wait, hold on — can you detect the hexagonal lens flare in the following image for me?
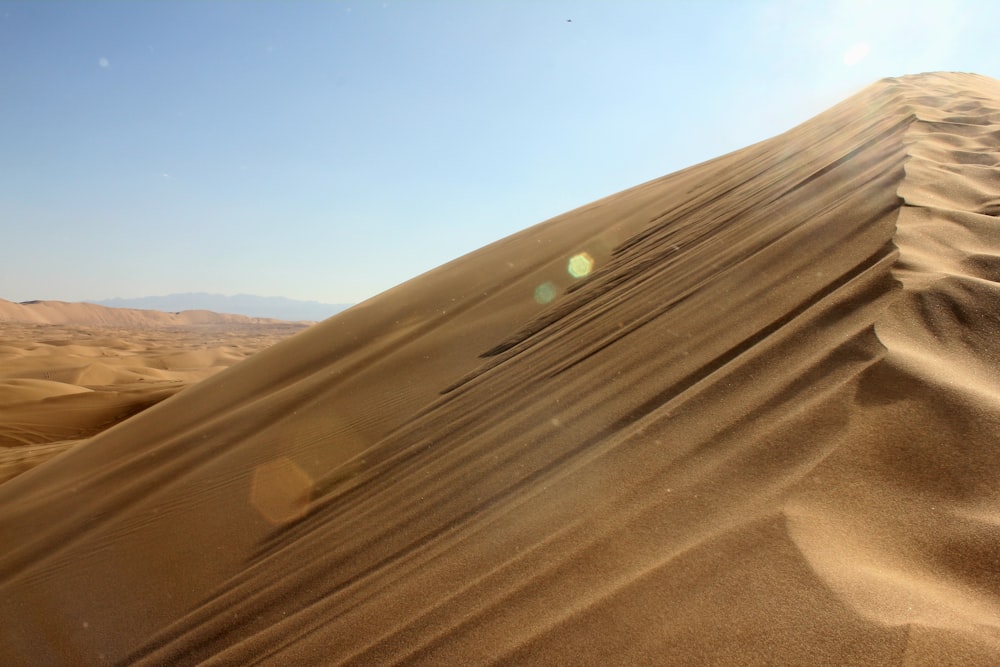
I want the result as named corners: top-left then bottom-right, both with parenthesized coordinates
top-left (567, 252), bottom-right (594, 278)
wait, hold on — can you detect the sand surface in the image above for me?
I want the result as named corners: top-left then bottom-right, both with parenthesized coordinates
top-left (2, 72), bottom-right (1000, 665)
top-left (0, 318), bottom-right (307, 485)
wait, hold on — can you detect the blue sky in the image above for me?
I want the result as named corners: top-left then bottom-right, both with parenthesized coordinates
top-left (2, 0), bottom-right (998, 305)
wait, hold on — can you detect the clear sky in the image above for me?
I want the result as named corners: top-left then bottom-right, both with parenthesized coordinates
top-left (2, 0), bottom-right (998, 305)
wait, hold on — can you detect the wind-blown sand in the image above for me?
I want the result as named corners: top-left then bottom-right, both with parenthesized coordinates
top-left (2, 72), bottom-right (1000, 665)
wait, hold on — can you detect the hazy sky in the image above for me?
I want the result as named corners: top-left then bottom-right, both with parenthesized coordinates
top-left (2, 0), bottom-right (998, 305)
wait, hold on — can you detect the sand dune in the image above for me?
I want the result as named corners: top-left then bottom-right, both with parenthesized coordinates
top-left (3, 72), bottom-right (1000, 665)
top-left (0, 321), bottom-right (307, 484)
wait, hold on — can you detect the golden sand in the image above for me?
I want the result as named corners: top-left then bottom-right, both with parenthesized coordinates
top-left (2, 72), bottom-right (1000, 665)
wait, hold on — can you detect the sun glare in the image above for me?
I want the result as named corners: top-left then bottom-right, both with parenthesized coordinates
top-left (842, 42), bottom-right (870, 66)
top-left (567, 252), bottom-right (594, 279)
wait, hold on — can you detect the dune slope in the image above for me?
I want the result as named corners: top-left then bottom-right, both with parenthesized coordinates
top-left (2, 72), bottom-right (1000, 665)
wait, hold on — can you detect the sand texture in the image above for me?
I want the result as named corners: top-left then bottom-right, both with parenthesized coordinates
top-left (2, 72), bottom-right (1000, 665)
top-left (0, 319), bottom-right (306, 485)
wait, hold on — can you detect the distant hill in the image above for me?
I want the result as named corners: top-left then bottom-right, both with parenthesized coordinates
top-left (0, 298), bottom-right (297, 328)
top-left (90, 293), bottom-right (351, 322)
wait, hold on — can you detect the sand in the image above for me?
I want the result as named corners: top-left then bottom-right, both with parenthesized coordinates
top-left (0, 317), bottom-right (307, 485)
top-left (2, 71), bottom-right (1000, 665)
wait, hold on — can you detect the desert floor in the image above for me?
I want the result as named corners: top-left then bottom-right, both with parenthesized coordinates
top-left (0, 321), bottom-right (307, 484)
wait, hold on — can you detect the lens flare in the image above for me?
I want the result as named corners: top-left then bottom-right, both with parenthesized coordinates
top-left (250, 457), bottom-right (313, 525)
top-left (534, 281), bottom-right (558, 304)
top-left (567, 252), bottom-right (594, 278)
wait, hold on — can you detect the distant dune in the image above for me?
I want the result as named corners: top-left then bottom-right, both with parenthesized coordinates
top-left (0, 297), bottom-right (299, 328)
top-left (3, 73), bottom-right (1000, 665)
top-left (0, 314), bottom-right (307, 485)
top-left (90, 293), bottom-right (351, 322)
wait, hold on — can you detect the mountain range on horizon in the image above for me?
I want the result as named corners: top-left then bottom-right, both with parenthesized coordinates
top-left (0, 296), bottom-right (308, 329)
top-left (88, 292), bottom-right (352, 322)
